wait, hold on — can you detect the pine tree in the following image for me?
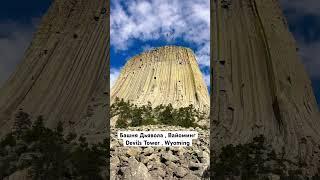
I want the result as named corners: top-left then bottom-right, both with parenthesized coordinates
top-left (13, 110), bottom-right (32, 138)
top-left (158, 104), bottom-right (174, 125)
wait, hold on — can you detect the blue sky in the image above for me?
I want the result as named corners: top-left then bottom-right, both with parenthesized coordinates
top-left (0, 1), bottom-right (51, 22)
top-left (279, 0), bottom-right (320, 108)
top-left (110, 0), bottom-right (210, 88)
top-left (0, 0), bottom-right (319, 108)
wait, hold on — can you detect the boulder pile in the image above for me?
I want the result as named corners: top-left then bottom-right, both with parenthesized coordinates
top-left (110, 125), bottom-right (210, 180)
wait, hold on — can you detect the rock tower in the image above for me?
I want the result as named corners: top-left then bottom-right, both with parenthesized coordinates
top-left (111, 46), bottom-right (210, 113)
top-left (0, 0), bottom-right (320, 176)
top-left (0, 0), bottom-right (109, 137)
top-left (211, 0), bottom-right (320, 174)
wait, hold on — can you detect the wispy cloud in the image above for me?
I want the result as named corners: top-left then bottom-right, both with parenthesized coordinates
top-left (110, 67), bottom-right (121, 88)
top-left (111, 0), bottom-right (210, 79)
top-left (203, 73), bottom-right (210, 87)
top-left (142, 44), bottom-right (156, 52)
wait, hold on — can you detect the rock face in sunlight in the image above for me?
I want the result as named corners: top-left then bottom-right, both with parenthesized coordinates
top-left (111, 46), bottom-right (210, 113)
top-left (211, 0), bottom-right (320, 176)
top-left (0, 0), bottom-right (109, 137)
top-left (110, 46), bottom-right (210, 180)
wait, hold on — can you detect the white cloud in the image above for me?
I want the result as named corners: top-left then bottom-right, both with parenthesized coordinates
top-left (111, 0), bottom-right (210, 85)
top-left (142, 44), bottom-right (155, 52)
top-left (203, 73), bottom-right (210, 87)
top-left (111, 0), bottom-right (210, 61)
top-left (195, 42), bottom-right (210, 68)
top-left (110, 67), bottom-right (121, 88)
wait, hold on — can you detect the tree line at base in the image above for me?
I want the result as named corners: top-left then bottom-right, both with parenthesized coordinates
top-left (111, 97), bottom-right (208, 129)
top-left (1, 109), bottom-right (320, 179)
top-left (0, 111), bottom-right (108, 180)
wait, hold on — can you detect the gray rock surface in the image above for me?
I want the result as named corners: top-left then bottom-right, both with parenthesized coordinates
top-left (123, 157), bottom-right (153, 180)
top-left (0, 0), bottom-right (109, 138)
top-left (211, 0), bottom-right (320, 175)
top-left (111, 46), bottom-right (210, 114)
top-left (0, 0), bottom-right (319, 178)
top-left (181, 173), bottom-right (201, 180)
top-left (110, 125), bottom-right (210, 180)
top-left (3, 169), bottom-right (30, 180)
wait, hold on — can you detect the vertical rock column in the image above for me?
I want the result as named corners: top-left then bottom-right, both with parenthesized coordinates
top-left (0, 0), bottom-right (110, 137)
top-left (211, 0), bottom-right (320, 173)
top-left (111, 46), bottom-right (210, 113)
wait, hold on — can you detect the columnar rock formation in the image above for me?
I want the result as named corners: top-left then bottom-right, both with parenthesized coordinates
top-left (211, 0), bottom-right (320, 174)
top-left (1, 0), bottom-right (320, 177)
top-left (0, 0), bottom-right (109, 137)
top-left (110, 47), bottom-right (210, 179)
top-left (111, 46), bottom-right (210, 113)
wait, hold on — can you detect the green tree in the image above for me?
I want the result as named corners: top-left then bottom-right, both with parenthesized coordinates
top-left (28, 122), bottom-right (69, 180)
top-left (0, 112), bottom-right (108, 180)
top-left (13, 110), bottom-right (32, 138)
top-left (116, 114), bottom-right (129, 128)
top-left (111, 98), bottom-right (206, 128)
top-left (212, 135), bottom-right (290, 179)
top-left (130, 105), bottom-right (143, 126)
top-left (24, 116), bottom-right (45, 143)
top-left (70, 136), bottom-right (105, 180)
top-left (141, 102), bottom-right (156, 125)
top-left (0, 133), bottom-right (16, 148)
top-left (174, 105), bottom-right (197, 128)
top-left (158, 104), bottom-right (174, 125)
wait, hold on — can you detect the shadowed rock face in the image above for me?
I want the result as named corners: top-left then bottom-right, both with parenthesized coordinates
top-left (111, 46), bottom-right (210, 113)
top-left (0, 0), bottom-right (109, 137)
top-left (211, 0), bottom-right (320, 174)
